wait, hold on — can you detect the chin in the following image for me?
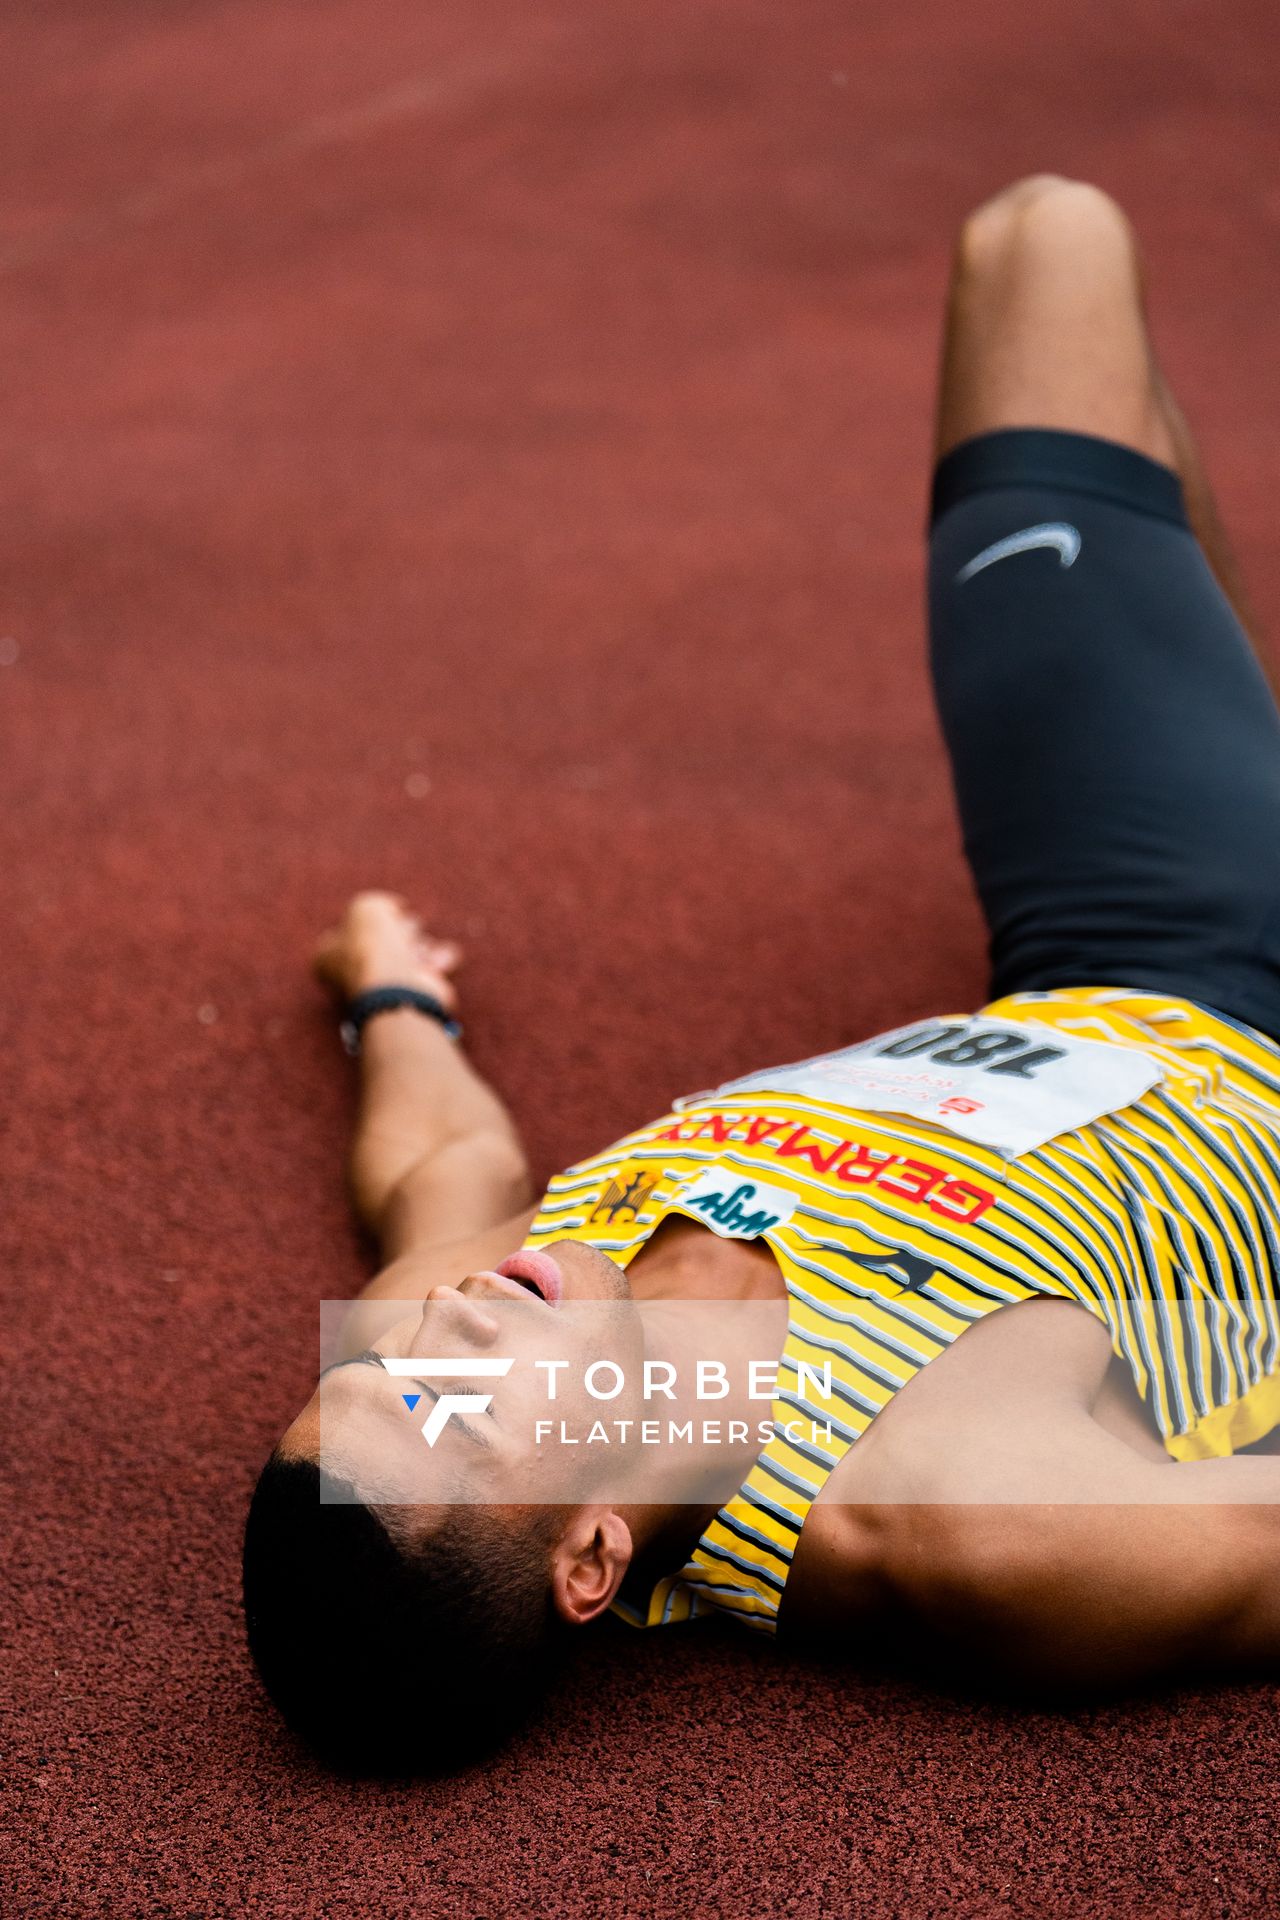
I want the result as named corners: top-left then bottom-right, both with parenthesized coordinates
top-left (551, 1240), bottom-right (635, 1303)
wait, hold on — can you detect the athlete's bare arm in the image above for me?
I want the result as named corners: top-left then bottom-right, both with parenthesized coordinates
top-left (783, 1301), bottom-right (1280, 1691)
top-left (313, 893), bottom-right (537, 1344)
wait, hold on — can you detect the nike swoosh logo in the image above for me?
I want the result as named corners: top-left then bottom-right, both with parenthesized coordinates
top-left (956, 521), bottom-right (1081, 583)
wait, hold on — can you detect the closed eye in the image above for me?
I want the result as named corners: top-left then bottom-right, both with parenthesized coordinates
top-left (319, 1347), bottom-right (385, 1380)
top-left (318, 1353), bottom-right (495, 1449)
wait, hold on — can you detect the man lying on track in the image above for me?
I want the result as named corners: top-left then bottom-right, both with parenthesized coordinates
top-left (243, 176), bottom-right (1280, 1771)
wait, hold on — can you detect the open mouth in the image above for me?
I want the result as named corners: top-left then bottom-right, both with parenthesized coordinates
top-left (495, 1250), bottom-right (563, 1306)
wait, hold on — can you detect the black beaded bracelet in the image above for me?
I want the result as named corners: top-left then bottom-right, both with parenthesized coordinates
top-left (340, 986), bottom-right (463, 1055)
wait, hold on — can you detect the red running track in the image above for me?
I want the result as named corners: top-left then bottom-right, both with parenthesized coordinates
top-left (5, 3), bottom-right (1280, 1914)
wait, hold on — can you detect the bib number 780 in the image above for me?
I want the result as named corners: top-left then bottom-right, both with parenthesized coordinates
top-left (875, 1023), bottom-right (1067, 1080)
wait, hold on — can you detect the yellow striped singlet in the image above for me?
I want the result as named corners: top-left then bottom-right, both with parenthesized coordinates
top-left (520, 987), bottom-right (1280, 1633)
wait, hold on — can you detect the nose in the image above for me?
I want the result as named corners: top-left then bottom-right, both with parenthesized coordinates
top-left (409, 1285), bottom-right (502, 1353)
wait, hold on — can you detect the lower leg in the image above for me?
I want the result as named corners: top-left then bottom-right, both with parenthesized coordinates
top-left (936, 174), bottom-right (1257, 638)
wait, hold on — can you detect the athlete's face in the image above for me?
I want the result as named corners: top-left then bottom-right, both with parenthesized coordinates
top-left (282, 1241), bottom-right (646, 1513)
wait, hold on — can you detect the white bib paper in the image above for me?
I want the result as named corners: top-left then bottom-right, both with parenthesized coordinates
top-left (686, 1016), bottom-right (1163, 1158)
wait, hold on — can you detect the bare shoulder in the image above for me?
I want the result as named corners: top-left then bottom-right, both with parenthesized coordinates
top-left (779, 1300), bottom-right (1119, 1639)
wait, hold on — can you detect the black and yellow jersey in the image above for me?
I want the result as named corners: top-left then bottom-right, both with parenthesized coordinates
top-left (520, 987), bottom-right (1280, 1633)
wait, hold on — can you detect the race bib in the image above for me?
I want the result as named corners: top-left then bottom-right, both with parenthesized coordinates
top-left (684, 1016), bottom-right (1163, 1158)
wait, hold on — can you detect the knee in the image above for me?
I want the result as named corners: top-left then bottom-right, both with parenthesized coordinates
top-left (955, 174), bottom-right (1138, 289)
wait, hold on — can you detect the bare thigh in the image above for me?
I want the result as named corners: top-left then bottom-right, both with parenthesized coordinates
top-left (935, 174), bottom-right (1177, 465)
top-left (933, 172), bottom-right (1256, 629)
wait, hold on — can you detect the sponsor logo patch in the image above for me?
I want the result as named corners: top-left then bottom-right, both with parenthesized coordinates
top-left (669, 1169), bottom-right (798, 1239)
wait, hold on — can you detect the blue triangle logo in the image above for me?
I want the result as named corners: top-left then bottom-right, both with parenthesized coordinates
top-left (402, 1392), bottom-right (421, 1411)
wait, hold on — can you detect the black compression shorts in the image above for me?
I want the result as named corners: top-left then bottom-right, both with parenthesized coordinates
top-left (928, 426), bottom-right (1280, 1045)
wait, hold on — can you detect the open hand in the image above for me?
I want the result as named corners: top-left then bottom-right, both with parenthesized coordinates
top-left (313, 892), bottom-right (462, 1010)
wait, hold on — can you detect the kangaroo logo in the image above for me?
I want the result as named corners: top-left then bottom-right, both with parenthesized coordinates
top-left (380, 1356), bottom-right (515, 1444)
top-left (821, 1244), bottom-right (941, 1297)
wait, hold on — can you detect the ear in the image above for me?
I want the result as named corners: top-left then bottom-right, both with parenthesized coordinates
top-left (549, 1507), bottom-right (633, 1626)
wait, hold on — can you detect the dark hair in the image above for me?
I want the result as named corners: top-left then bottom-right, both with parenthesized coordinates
top-left (242, 1453), bottom-right (562, 1772)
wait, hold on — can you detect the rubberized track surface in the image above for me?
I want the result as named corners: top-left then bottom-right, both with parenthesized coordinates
top-left (5, 3), bottom-right (1280, 1914)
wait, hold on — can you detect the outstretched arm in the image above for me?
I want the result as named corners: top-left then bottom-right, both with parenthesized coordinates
top-left (314, 893), bottom-right (537, 1279)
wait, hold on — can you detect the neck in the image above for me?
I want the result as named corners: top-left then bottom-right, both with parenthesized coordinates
top-left (579, 1217), bottom-right (790, 1587)
top-left (615, 1497), bottom-right (722, 1585)
top-left (598, 1278), bottom-right (789, 1563)
top-left (625, 1213), bottom-right (786, 1303)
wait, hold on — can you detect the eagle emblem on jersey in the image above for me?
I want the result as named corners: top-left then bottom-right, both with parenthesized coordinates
top-left (590, 1170), bottom-right (661, 1225)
